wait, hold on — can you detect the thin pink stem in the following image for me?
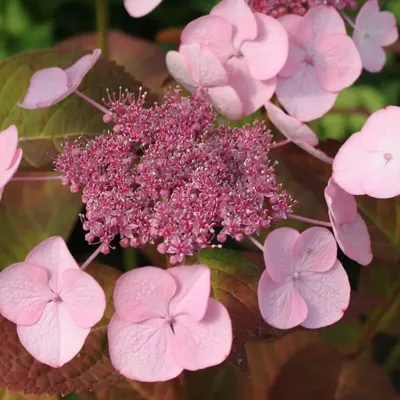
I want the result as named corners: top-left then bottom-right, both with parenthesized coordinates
top-left (271, 139), bottom-right (291, 149)
top-left (11, 175), bottom-right (63, 182)
top-left (249, 236), bottom-right (264, 252)
top-left (289, 214), bottom-right (332, 228)
top-left (341, 11), bottom-right (356, 29)
top-left (74, 90), bottom-right (111, 115)
top-left (81, 246), bottom-right (103, 270)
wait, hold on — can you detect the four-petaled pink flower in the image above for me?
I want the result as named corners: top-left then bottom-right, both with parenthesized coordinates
top-left (333, 106), bottom-right (400, 199)
top-left (167, 0), bottom-right (288, 119)
top-left (276, 6), bottom-right (362, 121)
top-left (0, 125), bottom-right (23, 201)
top-left (325, 178), bottom-right (373, 266)
top-left (108, 265), bottom-right (232, 382)
top-left (124, 0), bottom-right (162, 17)
top-left (0, 237), bottom-right (106, 367)
top-left (18, 49), bottom-right (101, 109)
top-left (258, 227), bottom-right (350, 329)
top-left (353, 0), bottom-right (398, 73)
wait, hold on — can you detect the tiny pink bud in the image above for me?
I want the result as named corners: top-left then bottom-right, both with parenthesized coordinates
top-left (157, 243), bottom-right (168, 254)
top-left (85, 233), bottom-right (95, 243)
top-left (120, 238), bottom-right (130, 248)
top-left (217, 233), bottom-right (227, 243)
top-left (103, 114), bottom-right (112, 123)
top-left (70, 183), bottom-right (80, 193)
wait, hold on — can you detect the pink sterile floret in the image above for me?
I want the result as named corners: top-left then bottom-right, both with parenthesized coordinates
top-left (276, 6), bottom-right (362, 122)
top-left (0, 237), bottom-right (106, 368)
top-left (324, 178), bottom-right (372, 266)
top-left (108, 265), bottom-right (232, 382)
top-left (0, 125), bottom-right (23, 201)
top-left (124, 0), bottom-right (162, 17)
top-left (333, 106), bottom-right (400, 199)
top-left (18, 49), bottom-right (101, 109)
top-left (166, 0), bottom-right (288, 119)
top-left (353, 0), bottom-right (398, 73)
top-left (258, 226), bottom-right (350, 329)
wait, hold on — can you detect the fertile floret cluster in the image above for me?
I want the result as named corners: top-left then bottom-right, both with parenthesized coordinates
top-left (248, 0), bottom-right (357, 16)
top-left (55, 89), bottom-right (294, 263)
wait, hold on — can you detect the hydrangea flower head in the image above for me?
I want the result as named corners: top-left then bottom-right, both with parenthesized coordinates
top-left (55, 89), bottom-right (294, 263)
top-left (108, 265), bottom-right (232, 382)
top-left (0, 125), bottom-right (23, 200)
top-left (353, 0), bottom-right (398, 73)
top-left (258, 227), bottom-right (350, 329)
top-left (124, 0), bottom-right (162, 17)
top-left (18, 49), bottom-right (101, 109)
top-left (0, 237), bottom-right (106, 367)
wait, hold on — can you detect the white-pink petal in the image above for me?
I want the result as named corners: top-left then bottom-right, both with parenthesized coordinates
top-left (207, 85), bottom-right (244, 120)
top-left (165, 51), bottom-right (197, 93)
top-left (124, 0), bottom-right (162, 18)
top-left (0, 148), bottom-right (23, 191)
top-left (0, 125), bottom-right (19, 174)
top-left (64, 49), bottom-right (101, 87)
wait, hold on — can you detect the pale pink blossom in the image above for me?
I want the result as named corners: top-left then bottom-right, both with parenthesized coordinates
top-left (353, 0), bottom-right (398, 73)
top-left (258, 227), bottom-right (350, 329)
top-left (276, 6), bottom-right (362, 121)
top-left (0, 125), bottom-right (23, 200)
top-left (324, 178), bottom-right (373, 266)
top-left (0, 237), bottom-right (106, 367)
top-left (124, 0), bottom-right (162, 17)
top-left (18, 49), bottom-right (101, 109)
top-left (333, 106), bottom-right (400, 199)
top-left (108, 265), bottom-right (232, 382)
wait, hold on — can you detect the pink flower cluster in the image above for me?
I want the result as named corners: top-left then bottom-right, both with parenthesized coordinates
top-left (55, 89), bottom-right (294, 263)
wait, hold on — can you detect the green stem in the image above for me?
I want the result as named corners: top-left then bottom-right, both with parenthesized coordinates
top-left (123, 247), bottom-right (139, 271)
top-left (95, 0), bottom-right (109, 58)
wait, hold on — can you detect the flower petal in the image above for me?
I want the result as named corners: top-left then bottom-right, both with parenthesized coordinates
top-left (168, 265), bottom-right (210, 321)
top-left (165, 50), bottom-right (197, 92)
top-left (18, 67), bottom-right (70, 109)
top-left (17, 302), bottom-right (90, 367)
top-left (207, 85), bottom-right (244, 120)
top-left (210, 0), bottom-right (257, 49)
top-left (279, 14), bottom-right (303, 37)
top-left (0, 125), bottom-right (18, 175)
top-left (171, 298), bottom-right (232, 371)
top-left (25, 236), bottom-right (79, 293)
top-left (293, 227), bottom-right (337, 273)
top-left (124, 0), bottom-right (162, 17)
top-left (181, 15), bottom-right (235, 62)
top-left (354, 38), bottom-right (386, 73)
top-left (241, 13), bottom-right (289, 81)
top-left (64, 49), bottom-right (101, 87)
top-left (330, 212), bottom-right (373, 266)
top-left (60, 269), bottom-right (106, 328)
top-left (276, 64), bottom-right (338, 122)
top-left (296, 260), bottom-right (350, 329)
top-left (258, 270), bottom-right (308, 329)
top-left (108, 315), bottom-right (182, 382)
top-left (0, 148), bottom-right (23, 190)
top-left (113, 267), bottom-right (176, 323)
top-left (0, 262), bottom-right (53, 326)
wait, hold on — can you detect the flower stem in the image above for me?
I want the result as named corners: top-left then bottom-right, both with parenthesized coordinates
top-left (271, 139), bottom-right (291, 149)
top-left (340, 11), bottom-right (356, 29)
top-left (249, 236), bottom-right (264, 252)
top-left (11, 175), bottom-right (63, 182)
top-left (289, 214), bottom-right (332, 228)
top-left (95, 0), bottom-right (109, 58)
top-left (74, 90), bottom-right (111, 115)
top-left (81, 246), bottom-right (103, 270)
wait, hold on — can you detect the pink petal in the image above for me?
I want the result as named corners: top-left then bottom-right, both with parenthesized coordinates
top-left (171, 299), bottom-right (232, 370)
top-left (293, 227), bottom-right (337, 273)
top-left (263, 227), bottom-right (299, 281)
top-left (0, 187), bottom-right (4, 201)
top-left (296, 260), bottom-right (351, 329)
top-left (168, 265), bottom-right (211, 321)
top-left (265, 102), bottom-right (318, 146)
top-left (210, 0), bottom-right (257, 49)
top-left (60, 269), bottom-right (106, 329)
top-left (18, 67), bottom-right (70, 109)
top-left (113, 267), bottom-right (176, 323)
top-left (353, 38), bottom-right (387, 73)
top-left (315, 34), bottom-right (362, 92)
top-left (0, 125), bottom-right (18, 175)
top-left (296, 6), bottom-right (346, 49)
top-left (17, 302), bottom-right (90, 367)
top-left (330, 212), bottom-right (373, 266)
top-left (279, 14), bottom-right (303, 37)
top-left (181, 15), bottom-right (235, 62)
top-left (0, 262), bottom-right (53, 326)
top-left (225, 56), bottom-right (276, 116)
top-left (165, 51), bottom-right (197, 93)
top-left (25, 237), bottom-right (79, 293)
top-left (64, 49), bottom-right (101, 87)
top-left (207, 85), bottom-right (244, 120)
top-left (258, 270), bottom-right (308, 329)
top-left (240, 13), bottom-right (289, 81)
top-left (278, 40), bottom-right (307, 78)
top-left (324, 177), bottom-right (357, 224)
top-left (124, 0), bottom-right (162, 17)
top-left (0, 148), bottom-right (23, 190)
top-left (108, 315), bottom-right (183, 382)
top-left (180, 44), bottom-right (228, 87)
top-left (380, 23), bottom-right (398, 47)
top-left (276, 64), bottom-right (338, 122)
